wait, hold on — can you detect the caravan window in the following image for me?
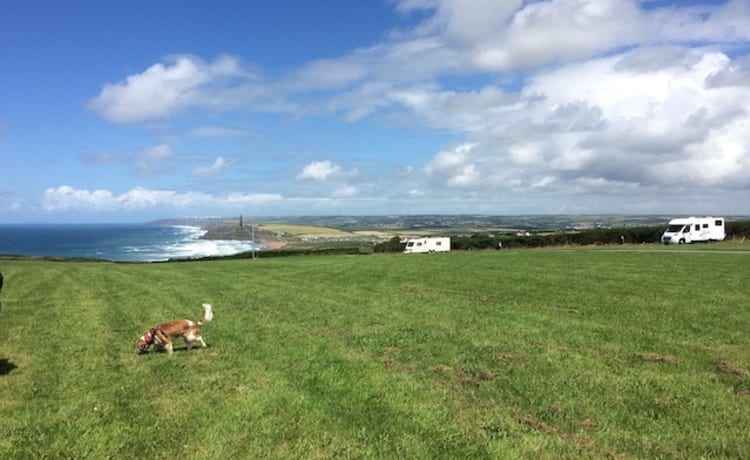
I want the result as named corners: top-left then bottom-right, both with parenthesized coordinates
top-left (694, 224), bottom-right (700, 231)
top-left (702, 223), bottom-right (709, 229)
top-left (436, 241), bottom-right (442, 246)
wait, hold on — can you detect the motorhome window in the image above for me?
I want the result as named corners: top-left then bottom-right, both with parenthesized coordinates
top-left (694, 225), bottom-right (700, 231)
top-left (702, 224), bottom-right (708, 229)
top-left (715, 220), bottom-right (723, 226)
top-left (436, 241), bottom-right (442, 246)
top-left (667, 225), bottom-right (682, 232)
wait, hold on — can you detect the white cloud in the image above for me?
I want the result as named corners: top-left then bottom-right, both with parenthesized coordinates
top-left (187, 125), bottom-right (249, 138)
top-left (413, 45), bottom-right (750, 195)
top-left (648, 0), bottom-right (750, 44)
top-left (79, 0), bottom-right (750, 216)
top-left (422, 143), bottom-right (487, 189)
top-left (392, 0), bottom-right (750, 73)
top-left (83, 144), bottom-right (177, 177)
top-left (525, 48), bottom-right (750, 188)
top-left (332, 185), bottom-right (359, 198)
top-left (425, 143), bottom-right (474, 173)
top-left (446, 163), bottom-right (481, 188)
top-left (42, 185), bottom-right (282, 212)
top-left (138, 144), bottom-right (171, 160)
top-left (296, 160), bottom-right (342, 181)
top-left (134, 144), bottom-right (173, 177)
top-left (42, 185), bottom-right (116, 211)
top-left (88, 55), bottom-right (256, 123)
top-left (509, 143), bottom-right (542, 166)
top-left (192, 156), bottom-right (229, 177)
top-left (288, 57), bottom-right (369, 91)
top-left (532, 176), bottom-right (556, 189)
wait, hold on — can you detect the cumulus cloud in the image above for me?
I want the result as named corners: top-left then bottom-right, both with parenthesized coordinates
top-left (87, 55), bottom-right (260, 123)
top-left (392, 0), bottom-right (750, 72)
top-left (425, 143), bottom-right (476, 176)
top-left (192, 156), bottom-right (229, 177)
top-left (518, 48), bottom-right (750, 188)
top-left (401, 0), bottom-right (642, 72)
top-left (296, 160), bottom-right (342, 181)
top-left (42, 186), bottom-right (116, 211)
top-left (411, 45), bottom-right (750, 195)
top-left (81, 0), bottom-right (750, 215)
top-left (42, 185), bottom-right (282, 212)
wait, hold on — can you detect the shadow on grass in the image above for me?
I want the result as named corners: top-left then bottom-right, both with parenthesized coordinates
top-left (140, 344), bottom-right (211, 355)
top-left (0, 359), bottom-right (17, 375)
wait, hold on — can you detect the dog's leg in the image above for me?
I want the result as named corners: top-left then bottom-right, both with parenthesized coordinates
top-left (185, 327), bottom-right (208, 350)
top-left (165, 341), bottom-right (174, 355)
top-left (185, 336), bottom-right (206, 351)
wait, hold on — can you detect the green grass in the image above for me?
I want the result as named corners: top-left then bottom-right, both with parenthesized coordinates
top-left (1, 248), bottom-right (750, 458)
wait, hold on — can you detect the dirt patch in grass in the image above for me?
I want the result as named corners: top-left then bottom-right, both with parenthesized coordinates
top-left (494, 352), bottom-right (523, 365)
top-left (715, 361), bottom-right (749, 377)
top-left (516, 413), bottom-right (594, 450)
top-left (634, 352), bottom-right (679, 364)
top-left (374, 347), bottom-right (416, 372)
top-left (433, 364), bottom-right (454, 374)
top-left (432, 365), bottom-right (496, 386)
top-left (460, 369), bottom-right (495, 385)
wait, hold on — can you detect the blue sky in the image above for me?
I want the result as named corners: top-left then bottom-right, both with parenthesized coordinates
top-left (1, 0), bottom-right (749, 222)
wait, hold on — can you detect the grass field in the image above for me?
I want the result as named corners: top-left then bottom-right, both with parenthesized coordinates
top-left (1, 247), bottom-right (749, 458)
top-left (260, 224), bottom-right (360, 239)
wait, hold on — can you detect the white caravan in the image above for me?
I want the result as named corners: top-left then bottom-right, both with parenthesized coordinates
top-left (661, 217), bottom-right (725, 244)
top-left (403, 237), bottom-right (451, 254)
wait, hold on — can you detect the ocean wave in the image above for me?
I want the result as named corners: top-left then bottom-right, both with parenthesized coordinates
top-left (172, 225), bottom-right (208, 239)
top-left (159, 237), bottom-right (258, 261)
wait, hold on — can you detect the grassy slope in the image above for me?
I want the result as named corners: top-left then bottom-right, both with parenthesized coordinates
top-left (1, 248), bottom-right (749, 458)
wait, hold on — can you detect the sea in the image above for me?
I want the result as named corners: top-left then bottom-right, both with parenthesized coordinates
top-left (0, 223), bottom-right (260, 262)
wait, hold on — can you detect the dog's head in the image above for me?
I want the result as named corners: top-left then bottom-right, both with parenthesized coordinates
top-left (135, 330), bottom-right (154, 354)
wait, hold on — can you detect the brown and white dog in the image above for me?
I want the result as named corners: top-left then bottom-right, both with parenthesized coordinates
top-left (136, 303), bottom-right (214, 355)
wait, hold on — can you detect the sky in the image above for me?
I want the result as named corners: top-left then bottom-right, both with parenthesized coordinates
top-left (1, 0), bottom-right (750, 223)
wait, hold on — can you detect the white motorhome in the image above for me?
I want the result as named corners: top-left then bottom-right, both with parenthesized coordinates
top-left (661, 217), bottom-right (725, 244)
top-left (403, 237), bottom-right (451, 254)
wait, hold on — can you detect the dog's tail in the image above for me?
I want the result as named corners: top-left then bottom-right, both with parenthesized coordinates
top-left (197, 303), bottom-right (214, 325)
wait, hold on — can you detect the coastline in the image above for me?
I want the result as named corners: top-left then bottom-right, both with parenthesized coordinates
top-left (0, 223), bottom-right (265, 262)
top-left (190, 220), bottom-right (288, 250)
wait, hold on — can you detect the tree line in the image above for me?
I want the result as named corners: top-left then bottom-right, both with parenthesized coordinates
top-left (374, 219), bottom-right (750, 252)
